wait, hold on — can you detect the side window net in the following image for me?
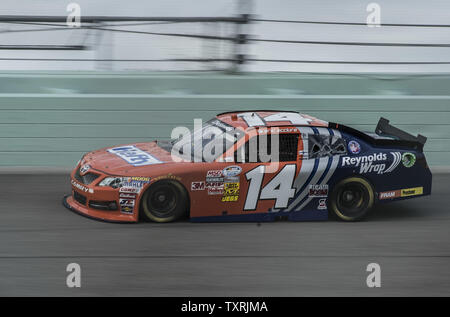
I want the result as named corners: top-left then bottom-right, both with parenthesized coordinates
top-left (308, 134), bottom-right (347, 159)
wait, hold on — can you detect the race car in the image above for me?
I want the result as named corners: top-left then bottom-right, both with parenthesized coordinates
top-left (63, 111), bottom-right (432, 223)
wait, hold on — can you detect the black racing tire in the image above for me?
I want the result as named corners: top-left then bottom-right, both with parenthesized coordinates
top-left (329, 177), bottom-right (375, 222)
top-left (140, 179), bottom-right (189, 223)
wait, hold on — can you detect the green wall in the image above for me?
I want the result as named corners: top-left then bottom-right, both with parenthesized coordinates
top-left (0, 71), bottom-right (449, 166)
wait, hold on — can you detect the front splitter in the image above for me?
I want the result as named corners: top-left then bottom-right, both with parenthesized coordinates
top-left (62, 195), bottom-right (137, 224)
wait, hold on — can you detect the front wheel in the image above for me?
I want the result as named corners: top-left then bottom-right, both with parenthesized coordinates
top-left (140, 180), bottom-right (188, 223)
top-left (329, 177), bottom-right (375, 221)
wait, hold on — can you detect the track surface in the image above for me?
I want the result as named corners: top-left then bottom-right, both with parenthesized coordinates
top-left (0, 173), bottom-right (449, 296)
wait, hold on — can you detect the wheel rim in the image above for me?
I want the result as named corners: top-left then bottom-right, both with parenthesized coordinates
top-left (335, 182), bottom-right (369, 218)
top-left (147, 184), bottom-right (177, 218)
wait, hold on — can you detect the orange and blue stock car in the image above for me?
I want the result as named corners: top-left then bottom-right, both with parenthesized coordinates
top-left (63, 111), bottom-right (431, 222)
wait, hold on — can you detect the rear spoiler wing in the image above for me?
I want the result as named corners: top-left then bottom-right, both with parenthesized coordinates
top-left (375, 117), bottom-right (427, 146)
top-left (329, 117), bottom-right (427, 152)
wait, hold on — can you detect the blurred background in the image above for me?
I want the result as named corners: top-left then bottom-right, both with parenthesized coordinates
top-left (1, 0), bottom-right (449, 167)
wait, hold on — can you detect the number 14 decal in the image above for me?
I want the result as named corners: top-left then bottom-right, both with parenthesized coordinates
top-left (244, 164), bottom-right (297, 210)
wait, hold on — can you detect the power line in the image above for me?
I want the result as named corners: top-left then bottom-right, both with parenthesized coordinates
top-left (250, 18), bottom-right (450, 28)
top-left (251, 38), bottom-right (450, 47)
top-left (93, 26), bottom-right (234, 41)
top-left (0, 15), bottom-right (246, 23)
top-left (0, 57), bottom-right (233, 62)
top-left (0, 45), bottom-right (85, 50)
top-left (247, 59), bottom-right (450, 65)
top-left (0, 57), bottom-right (449, 65)
top-left (0, 21), bottom-right (182, 34)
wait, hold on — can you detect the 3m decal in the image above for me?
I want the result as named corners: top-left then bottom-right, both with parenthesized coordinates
top-left (107, 145), bottom-right (163, 167)
top-left (191, 181), bottom-right (205, 191)
top-left (244, 164), bottom-right (296, 210)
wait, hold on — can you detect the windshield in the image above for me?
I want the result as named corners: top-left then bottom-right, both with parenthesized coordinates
top-left (171, 118), bottom-right (244, 162)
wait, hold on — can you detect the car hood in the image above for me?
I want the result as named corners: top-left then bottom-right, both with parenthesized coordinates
top-left (80, 141), bottom-right (179, 175)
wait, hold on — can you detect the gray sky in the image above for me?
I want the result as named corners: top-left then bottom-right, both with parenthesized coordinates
top-left (1, 0), bottom-right (450, 72)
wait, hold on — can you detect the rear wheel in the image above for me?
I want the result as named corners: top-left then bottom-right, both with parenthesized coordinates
top-left (140, 180), bottom-right (188, 223)
top-left (329, 177), bottom-right (374, 221)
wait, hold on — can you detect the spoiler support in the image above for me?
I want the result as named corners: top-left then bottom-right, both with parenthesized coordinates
top-left (375, 117), bottom-right (427, 145)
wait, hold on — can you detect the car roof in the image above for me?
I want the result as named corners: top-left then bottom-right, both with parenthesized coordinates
top-left (216, 110), bottom-right (329, 129)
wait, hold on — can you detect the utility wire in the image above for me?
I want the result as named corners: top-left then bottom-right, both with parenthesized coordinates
top-left (251, 38), bottom-right (450, 47)
top-left (0, 57), bottom-right (233, 62)
top-left (0, 57), bottom-right (449, 65)
top-left (250, 18), bottom-right (450, 28)
top-left (248, 59), bottom-right (450, 64)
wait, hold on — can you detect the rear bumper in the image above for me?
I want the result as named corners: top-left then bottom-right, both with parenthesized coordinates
top-left (63, 194), bottom-right (138, 223)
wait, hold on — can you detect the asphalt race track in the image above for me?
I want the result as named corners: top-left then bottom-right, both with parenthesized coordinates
top-left (0, 173), bottom-right (449, 296)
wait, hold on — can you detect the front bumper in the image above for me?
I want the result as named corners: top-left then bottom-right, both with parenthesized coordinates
top-left (64, 164), bottom-right (141, 223)
top-left (63, 195), bottom-right (136, 223)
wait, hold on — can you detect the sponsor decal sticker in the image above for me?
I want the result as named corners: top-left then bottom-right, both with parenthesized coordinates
top-left (206, 181), bottom-right (224, 189)
top-left (191, 181), bottom-right (205, 191)
top-left (401, 187), bottom-right (423, 197)
top-left (79, 164), bottom-right (90, 175)
top-left (379, 186), bottom-right (423, 199)
top-left (221, 182), bottom-right (240, 202)
top-left (308, 184), bottom-right (328, 198)
top-left (348, 140), bottom-right (361, 154)
top-left (107, 145), bottom-right (163, 167)
top-left (119, 186), bottom-right (140, 194)
top-left (379, 190), bottom-right (400, 200)
top-left (342, 152), bottom-right (401, 175)
top-left (119, 193), bottom-right (137, 199)
top-left (206, 170), bottom-right (223, 177)
top-left (402, 152), bottom-right (416, 168)
top-left (128, 176), bottom-right (151, 182)
top-left (222, 165), bottom-right (242, 177)
top-left (318, 198), bottom-right (327, 210)
top-left (152, 174), bottom-right (181, 182)
top-left (71, 179), bottom-right (93, 194)
top-left (119, 198), bottom-right (135, 214)
top-left (120, 206), bottom-right (134, 214)
top-left (208, 187), bottom-right (224, 195)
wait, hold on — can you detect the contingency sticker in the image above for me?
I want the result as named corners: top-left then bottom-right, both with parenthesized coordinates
top-left (107, 146), bottom-right (163, 167)
top-left (379, 186), bottom-right (423, 200)
top-left (222, 182), bottom-right (240, 202)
